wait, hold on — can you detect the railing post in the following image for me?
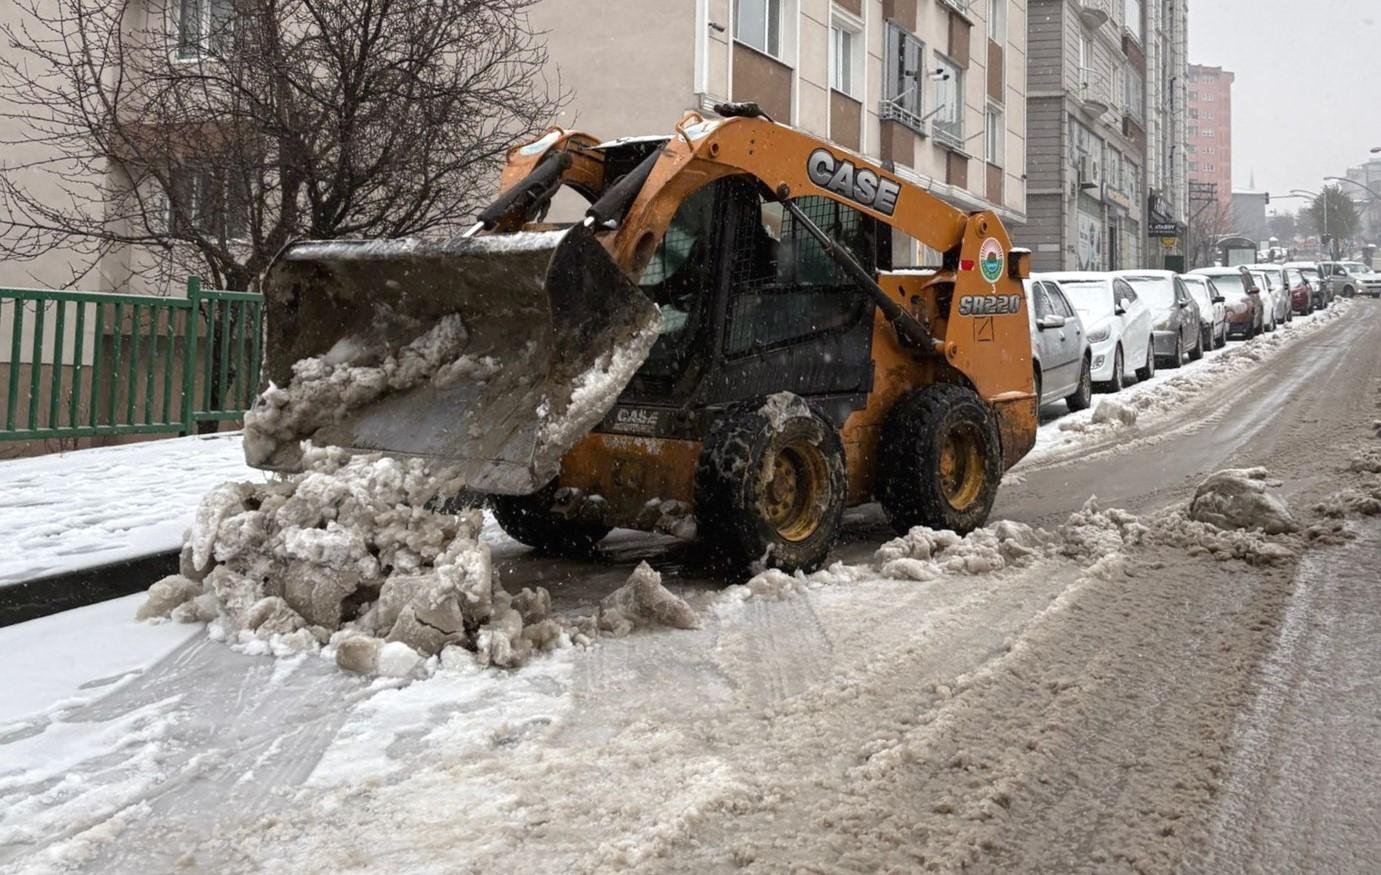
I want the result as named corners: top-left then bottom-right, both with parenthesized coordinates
top-left (180, 276), bottom-right (201, 436)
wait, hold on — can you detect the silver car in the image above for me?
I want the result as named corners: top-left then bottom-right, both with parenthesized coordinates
top-left (1320, 261), bottom-right (1381, 298)
top-left (1026, 277), bottom-right (1092, 411)
top-left (1248, 267), bottom-right (1291, 331)
top-left (1115, 270), bottom-right (1202, 368)
top-left (1180, 274), bottom-right (1227, 351)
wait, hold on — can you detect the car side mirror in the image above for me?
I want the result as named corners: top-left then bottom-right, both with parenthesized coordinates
top-left (1114, 304), bottom-right (1126, 316)
top-left (1248, 288), bottom-right (1260, 295)
top-left (1212, 295), bottom-right (1225, 304)
top-left (1178, 300), bottom-right (1190, 309)
top-left (1036, 314), bottom-right (1065, 330)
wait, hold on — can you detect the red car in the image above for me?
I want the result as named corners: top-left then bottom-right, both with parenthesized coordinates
top-left (1284, 267), bottom-right (1315, 315)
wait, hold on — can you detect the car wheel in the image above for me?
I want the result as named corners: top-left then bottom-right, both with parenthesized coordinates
top-left (695, 395), bottom-right (846, 573)
top-left (1033, 367), bottom-right (1043, 410)
top-left (1164, 334), bottom-right (1183, 369)
top-left (877, 384), bottom-right (1004, 537)
top-left (1345, 285), bottom-right (1356, 298)
top-left (1066, 356), bottom-right (1093, 412)
top-left (491, 483), bottom-right (612, 557)
top-left (1097, 345), bottom-right (1125, 393)
top-left (1188, 332), bottom-right (1203, 361)
top-left (1135, 339), bottom-right (1156, 381)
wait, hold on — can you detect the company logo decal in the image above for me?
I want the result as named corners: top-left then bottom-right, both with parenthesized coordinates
top-left (806, 148), bottom-right (901, 216)
top-left (978, 237), bottom-right (1005, 283)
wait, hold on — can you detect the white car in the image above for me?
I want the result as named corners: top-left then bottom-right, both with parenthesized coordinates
top-left (1179, 274), bottom-right (1228, 350)
top-left (1025, 277), bottom-right (1092, 411)
top-left (1038, 272), bottom-right (1155, 392)
top-left (1247, 266), bottom-right (1291, 330)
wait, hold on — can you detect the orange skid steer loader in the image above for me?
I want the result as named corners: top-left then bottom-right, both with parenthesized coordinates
top-left (257, 104), bottom-right (1037, 572)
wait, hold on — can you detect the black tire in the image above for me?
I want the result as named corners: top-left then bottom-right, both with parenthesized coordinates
top-left (1033, 367), bottom-right (1044, 410)
top-left (1066, 355), bottom-right (1093, 411)
top-left (1097, 345), bottom-right (1125, 393)
top-left (1188, 331), bottom-right (1203, 361)
top-left (1345, 285), bottom-right (1356, 298)
top-left (876, 383), bottom-right (1003, 536)
top-left (1135, 339), bottom-right (1156, 381)
top-left (1164, 334), bottom-right (1183, 369)
top-left (695, 395), bottom-right (846, 573)
top-left (491, 484), bottom-right (611, 556)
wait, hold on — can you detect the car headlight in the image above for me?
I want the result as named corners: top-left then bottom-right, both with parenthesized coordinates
top-left (1086, 326), bottom-right (1110, 343)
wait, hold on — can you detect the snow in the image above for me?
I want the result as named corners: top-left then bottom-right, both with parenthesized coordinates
top-left (1026, 300), bottom-right (1350, 461)
top-left (1190, 468), bottom-right (1299, 534)
top-left (0, 593), bottom-right (198, 725)
top-left (0, 433), bottom-right (262, 587)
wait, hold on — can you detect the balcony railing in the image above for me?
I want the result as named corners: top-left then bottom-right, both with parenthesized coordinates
top-left (932, 118), bottom-right (965, 152)
top-left (880, 100), bottom-right (928, 136)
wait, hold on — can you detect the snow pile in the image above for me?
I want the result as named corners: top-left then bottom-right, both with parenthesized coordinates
top-left (1089, 397), bottom-right (1137, 427)
top-left (137, 451), bottom-right (699, 676)
top-left (1313, 448), bottom-right (1381, 520)
top-left (1189, 468), bottom-right (1299, 535)
top-left (875, 520), bottom-right (1047, 581)
top-left (243, 314), bottom-right (490, 470)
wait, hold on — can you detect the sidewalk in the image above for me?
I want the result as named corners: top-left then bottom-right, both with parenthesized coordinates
top-left (0, 433), bottom-right (261, 587)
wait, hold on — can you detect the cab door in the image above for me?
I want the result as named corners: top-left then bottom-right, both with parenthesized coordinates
top-left (1043, 282), bottom-right (1084, 393)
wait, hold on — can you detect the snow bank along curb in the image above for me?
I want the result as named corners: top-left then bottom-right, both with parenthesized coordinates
top-left (1035, 301), bottom-right (1351, 456)
top-left (138, 448), bottom-right (698, 679)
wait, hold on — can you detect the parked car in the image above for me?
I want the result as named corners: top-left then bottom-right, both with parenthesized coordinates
top-left (1179, 273), bottom-right (1227, 350)
top-left (1025, 277), bottom-right (1092, 411)
top-left (1248, 266), bottom-right (1290, 330)
top-left (1191, 266), bottom-right (1262, 339)
top-left (1042, 272), bottom-right (1155, 391)
top-left (1115, 270), bottom-right (1202, 367)
top-left (1282, 261), bottom-right (1330, 309)
top-left (1283, 267), bottom-right (1316, 315)
top-left (1319, 260), bottom-right (1381, 298)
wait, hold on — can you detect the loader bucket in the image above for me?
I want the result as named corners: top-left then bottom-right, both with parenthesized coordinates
top-left (258, 223), bottom-right (661, 494)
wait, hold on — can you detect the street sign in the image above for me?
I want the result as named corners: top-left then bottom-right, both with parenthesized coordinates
top-left (1148, 221), bottom-right (1181, 237)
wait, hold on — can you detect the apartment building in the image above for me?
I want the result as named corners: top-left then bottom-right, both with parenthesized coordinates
top-left (534, 0), bottom-right (1028, 255)
top-left (1344, 158), bottom-right (1381, 242)
top-left (1186, 64), bottom-right (1233, 207)
top-left (1024, 0), bottom-right (1187, 272)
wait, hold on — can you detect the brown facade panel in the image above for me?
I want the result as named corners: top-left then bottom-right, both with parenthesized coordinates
top-left (882, 0), bottom-right (917, 27)
top-left (829, 91), bottom-right (862, 152)
top-left (836, 0), bottom-right (863, 15)
top-left (987, 40), bottom-right (1003, 102)
top-left (732, 44), bottom-right (793, 123)
top-left (948, 11), bottom-right (971, 67)
top-left (986, 162), bottom-right (1004, 204)
top-left (879, 120), bottom-right (917, 167)
top-left (946, 151), bottom-right (969, 189)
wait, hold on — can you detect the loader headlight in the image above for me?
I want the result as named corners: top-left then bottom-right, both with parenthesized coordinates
top-left (1086, 326), bottom-right (1110, 343)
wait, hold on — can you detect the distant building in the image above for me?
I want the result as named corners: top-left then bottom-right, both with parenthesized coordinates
top-left (1186, 65), bottom-right (1233, 207)
top-left (1344, 158), bottom-right (1381, 243)
top-left (1232, 190), bottom-right (1268, 243)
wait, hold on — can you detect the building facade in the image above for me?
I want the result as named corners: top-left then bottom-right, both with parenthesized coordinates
top-left (1023, 0), bottom-right (1187, 272)
top-left (1186, 64), bottom-right (1232, 208)
top-left (533, 0), bottom-right (1028, 258)
top-left (1344, 158), bottom-right (1381, 243)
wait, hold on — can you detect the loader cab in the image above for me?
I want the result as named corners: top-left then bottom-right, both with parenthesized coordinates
top-left (617, 175), bottom-right (883, 428)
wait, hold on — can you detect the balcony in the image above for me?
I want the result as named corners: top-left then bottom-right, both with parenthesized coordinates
top-left (932, 118), bottom-right (965, 152)
top-left (880, 101), bottom-right (928, 137)
top-left (937, 0), bottom-right (972, 15)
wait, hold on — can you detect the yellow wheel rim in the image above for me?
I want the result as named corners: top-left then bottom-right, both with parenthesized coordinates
top-left (939, 423), bottom-right (985, 511)
top-left (760, 438), bottom-right (829, 542)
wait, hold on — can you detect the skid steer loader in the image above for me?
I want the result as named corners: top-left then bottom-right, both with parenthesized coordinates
top-left (256, 105), bottom-right (1037, 572)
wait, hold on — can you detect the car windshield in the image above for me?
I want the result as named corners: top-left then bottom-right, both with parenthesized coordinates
top-left (1343, 262), bottom-right (1367, 273)
top-left (1286, 269), bottom-right (1303, 285)
top-left (1250, 271), bottom-right (1274, 290)
top-left (1182, 278), bottom-right (1211, 309)
top-left (1056, 279), bottom-right (1114, 319)
top-left (1302, 268), bottom-right (1321, 282)
top-left (1206, 273), bottom-right (1247, 300)
top-left (1120, 275), bottom-right (1175, 310)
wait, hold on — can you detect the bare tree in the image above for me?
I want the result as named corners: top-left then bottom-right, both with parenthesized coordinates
top-left (0, 0), bottom-right (567, 292)
top-left (1184, 199), bottom-right (1234, 269)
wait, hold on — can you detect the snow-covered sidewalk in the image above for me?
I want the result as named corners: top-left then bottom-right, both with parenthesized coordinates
top-left (0, 434), bottom-right (263, 586)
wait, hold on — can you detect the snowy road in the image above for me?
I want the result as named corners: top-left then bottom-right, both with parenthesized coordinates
top-left (1, 300), bottom-right (1379, 873)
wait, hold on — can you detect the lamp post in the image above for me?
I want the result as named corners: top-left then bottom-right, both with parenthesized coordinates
top-left (1290, 188), bottom-right (1335, 259)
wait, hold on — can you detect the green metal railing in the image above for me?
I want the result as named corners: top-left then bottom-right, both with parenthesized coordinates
top-left (0, 277), bottom-right (263, 442)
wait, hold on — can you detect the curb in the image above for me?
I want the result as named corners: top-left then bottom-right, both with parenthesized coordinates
top-left (0, 551), bottom-right (179, 627)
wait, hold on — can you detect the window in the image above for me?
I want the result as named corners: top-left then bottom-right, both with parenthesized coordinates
top-left (830, 14), bottom-right (863, 98)
top-left (985, 104), bottom-right (1004, 166)
top-left (988, 0), bottom-right (1006, 42)
top-left (1077, 29), bottom-right (1091, 91)
top-left (1125, 0), bottom-right (1143, 42)
top-left (1204, 163), bottom-right (1215, 171)
top-left (931, 55), bottom-right (963, 147)
top-left (736, 0), bottom-right (783, 58)
top-left (725, 194), bottom-right (873, 356)
top-left (637, 183), bottom-right (719, 381)
top-left (168, 161), bottom-right (248, 241)
top-left (883, 24), bottom-right (925, 129)
top-left (1123, 66), bottom-right (1144, 119)
top-left (1044, 284), bottom-right (1075, 319)
top-left (176, 0), bottom-right (233, 60)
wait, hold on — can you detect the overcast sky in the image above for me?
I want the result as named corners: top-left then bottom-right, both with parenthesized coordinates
top-left (1189, 0), bottom-right (1381, 210)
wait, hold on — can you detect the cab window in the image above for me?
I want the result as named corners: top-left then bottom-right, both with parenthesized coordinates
top-left (724, 193), bottom-right (874, 357)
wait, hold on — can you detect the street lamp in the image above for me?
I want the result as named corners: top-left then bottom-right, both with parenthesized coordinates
top-left (1371, 146), bottom-right (1381, 154)
top-left (1291, 189), bottom-right (1338, 259)
top-left (1324, 175), bottom-right (1381, 202)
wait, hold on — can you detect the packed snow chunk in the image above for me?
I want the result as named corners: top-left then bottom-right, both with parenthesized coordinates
top-left (242, 313), bottom-right (474, 469)
top-left (336, 635), bottom-right (383, 674)
top-left (875, 521), bottom-right (1046, 581)
top-left (1189, 468), bottom-right (1299, 534)
top-left (136, 575), bottom-right (203, 620)
top-left (1090, 398), bottom-right (1138, 427)
top-left (376, 641), bottom-right (425, 678)
top-left (598, 562), bottom-right (699, 638)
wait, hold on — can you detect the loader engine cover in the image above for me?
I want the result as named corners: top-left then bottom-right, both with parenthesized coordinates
top-left (257, 223), bottom-right (661, 494)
